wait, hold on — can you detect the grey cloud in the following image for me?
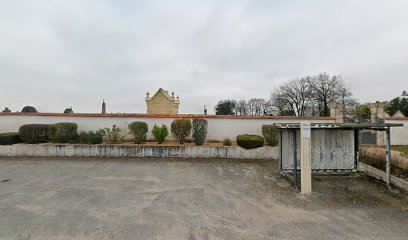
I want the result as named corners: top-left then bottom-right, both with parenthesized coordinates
top-left (0, 0), bottom-right (407, 113)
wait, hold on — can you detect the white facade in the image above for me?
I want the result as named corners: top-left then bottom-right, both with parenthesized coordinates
top-left (0, 114), bottom-right (334, 141)
top-left (384, 119), bottom-right (408, 145)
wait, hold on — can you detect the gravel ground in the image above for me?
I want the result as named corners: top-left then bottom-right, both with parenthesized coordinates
top-left (0, 157), bottom-right (407, 240)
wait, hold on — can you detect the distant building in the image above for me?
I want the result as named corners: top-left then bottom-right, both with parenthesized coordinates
top-left (145, 88), bottom-right (180, 114)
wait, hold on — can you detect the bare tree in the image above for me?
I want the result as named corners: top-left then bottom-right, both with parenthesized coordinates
top-left (261, 99), bottom-right (273, 116)
top-left (307, 73), bottom-right (352, 117)
top-left (279, 78), bottom-right (312, 116)
top-left (270, 73), bottom-right (354, 116)
top-left (245, 98), bottom-right (268, 116)
top-left (236, 100), bottom-right (248, 115)
top-left (270, 88), bottom-right (292, 116)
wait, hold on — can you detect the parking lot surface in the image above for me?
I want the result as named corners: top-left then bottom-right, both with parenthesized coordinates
top-left (0, 157), bottom-right (408, 240)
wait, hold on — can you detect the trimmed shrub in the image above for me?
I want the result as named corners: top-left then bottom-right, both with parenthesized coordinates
top-left (192, 119), bottom-right (208, 146)
top-left (262, 124), bottom-right (279, 146)
top-left (223, 138), bottom-right (232, 146)
top-left (21, 106), bottom-right (38, 113)
top-left (49, 122), bottom-right (78, 143)
top-left (19, 124), bottom-right (50, 144)
top-left (236, 134), bottom-right (264, 150)
top-left (128, 121), bottom-right (148, 144)
top-left (78, 130), bottom-right (104, 144)
top-left (103, 125), bottom-right (124, 144)
top-left (152, 124), bottom-right (168, 144)
top-left (171, 118), bottom-right (192, 144)
top-left (0, 132), bottom-right (22, 145)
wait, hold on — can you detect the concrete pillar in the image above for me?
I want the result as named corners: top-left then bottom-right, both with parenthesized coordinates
top-left (329, 103), bottom-right (345, 123)
top-left (369, 101), bottom-right (388, 123)
top-left (300, 122), bottom-right (312, 195)
top-left (369, 102), bottom-right (388, 145)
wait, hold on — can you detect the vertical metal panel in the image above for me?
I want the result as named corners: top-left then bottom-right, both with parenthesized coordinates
top-left (281, 129), bottom-right (355, 170)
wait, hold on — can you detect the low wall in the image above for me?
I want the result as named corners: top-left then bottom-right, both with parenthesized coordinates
top-left (0, 144), bottom-right (279, 159)
top-left (360, 146), bottom-right (408, 169)
top-left (385, 118), bottom-right (408, 145)
top-left (0, 113), bottom-right (334, 142)
top-left (359, 163), bottom-right (408, 192)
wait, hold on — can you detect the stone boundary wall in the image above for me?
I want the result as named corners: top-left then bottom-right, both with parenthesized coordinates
top-left (359, 163), bottom-right (408, 192)
top-left (0, 144), bottom-right (279, 159)
top-left (0, 113), bottom-right (334, 142)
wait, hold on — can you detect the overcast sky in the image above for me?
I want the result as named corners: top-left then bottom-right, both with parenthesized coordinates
top-left (1, 0), bottom-right (407, 114)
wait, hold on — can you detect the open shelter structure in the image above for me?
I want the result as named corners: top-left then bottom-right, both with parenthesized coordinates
top-left (279, 122), bottom-right (403, 193)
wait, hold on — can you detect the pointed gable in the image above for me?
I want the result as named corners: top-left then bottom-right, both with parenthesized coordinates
top-left (145, 88), bottom-right (180, 114)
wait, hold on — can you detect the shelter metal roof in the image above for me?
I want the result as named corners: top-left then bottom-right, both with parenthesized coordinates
top-left (278, 122), bottom-right (403, 130)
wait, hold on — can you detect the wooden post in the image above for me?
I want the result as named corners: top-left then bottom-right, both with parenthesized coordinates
top-left (300, 122), bottom-right (312, 194)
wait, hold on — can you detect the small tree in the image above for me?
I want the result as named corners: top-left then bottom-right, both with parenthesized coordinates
top-left (48, 122), bottom-right (78, 143)
top-left (21, 106), bottom-right (38, 113)
top-left (171, 118), bottom-right (192, 144)
top-left (262, 124), bottom-right (279, 146)
top-left (78, 130), bottom-right (105, 144)
top-left (152, 124), bottom-right (168, 144)
top-left (215, 100), bottom-right (236, 115)
top-left (19, 124), bottom-right (50, 143)
top-left (192, 119), bottom-right (208, 145)
top-left (387, 95), bottom-right (408, 117)
top-left (103, 125), bottom-right (124, 144)
top-left (236, 134), bottom-right (264, 149)
top-left (352, 105), bottom-right (371, 123)
top-left (128, 121), bottom-right (148, 144)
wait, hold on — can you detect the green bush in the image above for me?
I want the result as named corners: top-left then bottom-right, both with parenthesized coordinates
top-left (128, 121), bottom-right (148, 144)
top-left (0, 132), bottom-right (22, 145)
top-left (152, 124), bottom-right (168, 144)
top-left (19, 124), bottom-right (50, 144)
top-left (103, 125), bottom-right (124, 144)
top-left (78, 130), bottom-right (104, 144)
top-left (236, 134), bottom-right (264, 150)
top-left (262, 124), bottom-right (279, 146)
top-left (223, 138), bottom-right (232, 146)
top-left (48, 122), bottom-right (78, 143)
top-left (192, 119), bottom-right (208, 146)
top-left (171, 118), bottom-right (192, 144)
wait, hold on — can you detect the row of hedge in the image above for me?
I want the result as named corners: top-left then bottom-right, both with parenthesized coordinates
top-left (0, 121), bottom-right (279, 150)
top-left (0, 118), bottom-right (210, 146)
top-left (129, 118), bottom-right (208, 145)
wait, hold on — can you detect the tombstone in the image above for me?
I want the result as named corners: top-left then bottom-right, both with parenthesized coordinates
top-left (2, 107), bottom-right (11, 113)
top-left (64, 107), bottom-right (74, 114)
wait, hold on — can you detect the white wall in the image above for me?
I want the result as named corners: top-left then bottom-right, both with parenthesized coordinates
top-left (385, 119), bottom-right (408, 145)
top-left (0, 114), bottom-right (335, 141)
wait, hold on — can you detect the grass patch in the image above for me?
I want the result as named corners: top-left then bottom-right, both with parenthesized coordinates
top-left (360, 156), bottom-right (408, 182)
top-left (391, 145), bottom-right (408, 155)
